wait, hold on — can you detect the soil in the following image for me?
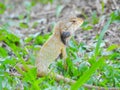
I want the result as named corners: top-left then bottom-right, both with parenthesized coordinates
top-left (0, 0), bottom-right (120, 46)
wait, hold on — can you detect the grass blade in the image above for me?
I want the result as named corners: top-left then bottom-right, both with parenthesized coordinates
top-left (71, 18), bottom-right (111, 90)
top-left (95, 18), bottom-right (111, 56)
top-left (71, 57), bottom-right (105, 90)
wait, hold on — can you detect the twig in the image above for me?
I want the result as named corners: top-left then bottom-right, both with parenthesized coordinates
top-left (15, 64), bottom-right (120, 90)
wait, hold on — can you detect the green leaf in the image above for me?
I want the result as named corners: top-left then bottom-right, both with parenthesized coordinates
top-left (107, 44), bottom-right (119, 51)
top-left (34, 34), bottom-right (50, 45)
top-left (0, 29), bottom-right (20, 43)
top-left (49, 0), bottom-right (54, 4)
top-left (95, 18), bottom-right (111, 56)
top-left (32, 22), bottom-right (39, 28)
top-left (56, 5), bottom-right (64, 17)
top-left (23, 68), bottom-right (37, 82)
top-left (19, 22), bottom-right (29, 28)
top-left (81, 21), bottom-right (89, 27)
top-left (35, 0), bottom-right (54, 4)
top-left (0, 76), bottom-right (2, 90)
top-left (110, 10), bottom-right (120, 23)
top-left (24, 1), bottom-right (33, 11)
top-left (78, 62), bottom-right (89, 74)
top-left (92, 11), bottom-right (99, 24)
top-left (0, 47), bottom-right (8, 58)
top-left (82, 25), bottom-right (93, 30)
top-left (18, 14), bottom-right (26, 20)
top-left (71, 57), bottom-right (105, 90)
top-left (0, 2), bottom-right (6, 14)
top-left (101, 1), bottom-right (105, 12)
top-left (81, 21), bottom-right (93, 30)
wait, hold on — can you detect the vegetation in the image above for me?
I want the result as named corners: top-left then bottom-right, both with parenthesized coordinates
top-left (0, 0), bottom-right (120, 90)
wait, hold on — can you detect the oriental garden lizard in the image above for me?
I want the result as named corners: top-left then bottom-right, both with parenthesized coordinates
top-left (16, 17), bottom-right (119, 90)
top-left (17, 17), bottom-right (83, 83)
top-left (36, 17), bottom-right (83, 76)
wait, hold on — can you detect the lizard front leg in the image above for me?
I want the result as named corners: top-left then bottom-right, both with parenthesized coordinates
top-left (61, 45), bottom-right (68, 69)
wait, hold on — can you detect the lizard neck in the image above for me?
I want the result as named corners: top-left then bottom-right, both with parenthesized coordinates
top-left (54, 29), bottom-right (66, 45)
top-left (53, 23), bottom-right (62, 39)
top-left (54, 29), bottom-right (61, 37)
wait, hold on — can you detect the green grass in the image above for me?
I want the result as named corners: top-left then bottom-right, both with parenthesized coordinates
top-left (71, 18), bottom-right (111, 90)
top-left (0, 1), bottom-right (120, 90)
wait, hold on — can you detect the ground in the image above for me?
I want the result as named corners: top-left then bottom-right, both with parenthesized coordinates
top-left (0, 0), bottom-right (120, 89)
top-left (0, 0), bottom-right (120, 45)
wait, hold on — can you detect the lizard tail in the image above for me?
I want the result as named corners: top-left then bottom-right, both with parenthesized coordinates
top-left (15, 64), bottom-right (119, 90)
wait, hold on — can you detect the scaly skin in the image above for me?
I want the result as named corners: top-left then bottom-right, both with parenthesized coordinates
top-left (36, 17), bottom-right (83, 76)
top-left (16, 17), bottom-right (119, 90)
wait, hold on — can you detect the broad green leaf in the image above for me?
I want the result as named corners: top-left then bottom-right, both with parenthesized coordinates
top-left (0, 2), bottom-right (6, 14)
top-left (71, 57), bottom-right (105, 90)
top-left (56, 5), bottom-right (64, 17)
top-left (92, 11), bottom-right (99, 24)
top-left (0, 76), bottom-right (2, 90)
top-left (107, 44), bottom-right (119, 51)
top-left (101, 1), bottom-right (105, 12)
top-left (95, 18), bottom-right (111, 56)
top-left (110, 10), bottom-right (120, 23)
top-left (19, 22), bottom-right (29, 28)
top-left (82, 25), bottom-right (93, 30)
top-left (0, 47), bottom-right (8, 58)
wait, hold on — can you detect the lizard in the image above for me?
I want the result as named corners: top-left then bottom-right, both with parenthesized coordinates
top-left (35, 17), bottom-right (84, 76)
top-left (16, 17), bottom-right (119, 90)
top-left (16, 16), bottom-right (83, 83)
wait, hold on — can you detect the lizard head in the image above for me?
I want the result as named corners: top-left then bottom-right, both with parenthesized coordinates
top-left (61, 17), bottom-right (83, 35)
top-left (61, 17), bottom-right (84, 44)
top-left (69, 17), bottom-right (84, 33)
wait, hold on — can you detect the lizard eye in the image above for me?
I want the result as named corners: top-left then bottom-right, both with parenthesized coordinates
top-left (69, 17), bottom-right (76, 23)
top-left (72, 20), bottom-right (76, 23)
top-left (70, 19), bottom-right (76, 23)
